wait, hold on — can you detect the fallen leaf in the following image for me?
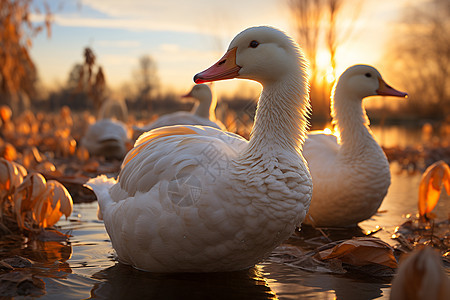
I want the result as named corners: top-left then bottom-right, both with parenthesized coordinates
top-left (0, 271), bottom-right (45, 297)
top-left (2, 256), bottom-right (34, 268)
top-left (0, 261), bottom-right (14, 271)
top-left (315, 237), bottom-right (398, 268)
top-left (270, 245), bottom-right (346, 274)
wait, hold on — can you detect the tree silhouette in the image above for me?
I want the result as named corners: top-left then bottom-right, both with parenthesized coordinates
top-left (69, 47), bottom-right (108, 117)
top-left (288, 0), bottom-right (361, 124)
top-left (133, 55), bottom-right (160, 110)
top-left (386, 0), bottom-right (450, 120)
top-left (0, 0), bottom-right (52, 112)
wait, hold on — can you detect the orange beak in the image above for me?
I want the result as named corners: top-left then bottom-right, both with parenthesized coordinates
top-left (376, 78), bottom-right (408, 98)
top-left (194, 47), bottom-right (241, 84)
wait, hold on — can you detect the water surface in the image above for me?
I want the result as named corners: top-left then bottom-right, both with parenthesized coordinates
top-left (3, 125), bottom-right (449, 299)
top-left (9, 163), bottom-right (444, 300)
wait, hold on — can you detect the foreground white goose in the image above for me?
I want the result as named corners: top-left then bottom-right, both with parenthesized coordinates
top-left (86, 26), bottom-right (312, 272)
top-left (304, 65), bottom-right (407, 227)
top-left (133, 84), bottom-right (226, 136)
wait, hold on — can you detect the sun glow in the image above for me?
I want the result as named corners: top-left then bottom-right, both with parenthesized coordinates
top-left (315, 50), bottom-right (336, 84)
top-left (324, 128), bottom-right (333, 135)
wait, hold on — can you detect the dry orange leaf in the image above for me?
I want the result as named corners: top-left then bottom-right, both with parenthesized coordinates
top-left (0, 158), bottom-right (27, 205)
top-left (12, 171), bottom-right (73, 229)
top-left (418, 160), bottom-right (450, 217)
top-left (315, 237), bottom-right (398, 268)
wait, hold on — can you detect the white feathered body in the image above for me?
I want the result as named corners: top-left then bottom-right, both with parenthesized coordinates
top-left (138, 111), bottom-right (225, 132)
top-left (87, 26), bottom-right (313, 272)
top-left (304, 129), bottom-right (390, 227)
top-left (303, 65), bottom-right (398, 227)
top-left (89, 125), bottom-right (311, 272)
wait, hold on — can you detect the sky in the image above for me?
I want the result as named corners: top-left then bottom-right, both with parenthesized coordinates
top-left (30, 0), bottom-right (411, 96)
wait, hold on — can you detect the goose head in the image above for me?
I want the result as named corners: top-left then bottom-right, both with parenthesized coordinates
top-left (336, 65), bottom-right (407, 100)
top-left (182, 84), bottom-right (212, 103)
top-left (194, 26), bottom-right (307, 86)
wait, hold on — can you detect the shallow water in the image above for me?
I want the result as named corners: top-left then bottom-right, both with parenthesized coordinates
top-left (4, 123), bottom-right (449, 299)
top-left (6, 163), bottom-right (447, 300)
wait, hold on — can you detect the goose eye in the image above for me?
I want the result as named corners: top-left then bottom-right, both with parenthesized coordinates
top-left (364, 73), bottom-right (372, 78)
top-left (249, 40), bottom-right (259, 48)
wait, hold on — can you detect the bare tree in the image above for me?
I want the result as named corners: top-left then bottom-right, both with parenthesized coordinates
top-left (0, 0), bottom-right (52, 112)
top-left (69, 47), bottom-right (108, 116)
top-left (386, 0), bottom-right (450, 119)
top-left (288, 0), bottom-right (361, 123)
top-left (134, 55), bottom-right (160, 109)
top-left (325, 0), bottom-right (361, 80)
top-left (289, 0), bottom-right (323, 87)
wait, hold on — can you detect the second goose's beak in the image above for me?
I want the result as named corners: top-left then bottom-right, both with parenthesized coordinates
top-left (376, 77), bottom-right (408, 98)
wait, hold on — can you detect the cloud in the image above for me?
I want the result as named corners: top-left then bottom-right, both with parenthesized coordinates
top-left (52, 15), bottom-right (202, 34)
top-left (159, 44), bottom-right (180, 53)
top-left (97, 40), bottom-right (141, 48)
top-left (99, 54), bottom-right (136, 66)
top-left (44, 0), bottom-right (290, 38)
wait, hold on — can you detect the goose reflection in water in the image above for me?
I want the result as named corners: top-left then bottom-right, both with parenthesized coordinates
top-left (89, 264), bottom-right (277, 300)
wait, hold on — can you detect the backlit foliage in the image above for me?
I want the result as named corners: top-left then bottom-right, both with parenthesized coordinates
top-left (0, 0), bottom-right (52, 102)
top-left (418, 160), bottom-right (450, 219)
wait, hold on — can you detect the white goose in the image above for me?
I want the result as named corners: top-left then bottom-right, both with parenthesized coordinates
top-left (303, 65), bottom-right (407, 227)
top-left (81, 118), bottom-right (130, 160)
top-left (86, 26), bottom-right (312, 272)
top-left (133, 84), bottom-right (226, 136)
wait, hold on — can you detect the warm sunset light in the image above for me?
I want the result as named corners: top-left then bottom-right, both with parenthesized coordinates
top-left (0, 0), bottom-right (448, 298)
top-left (25, 0), bottom-right (405, 95)
top-left (323, 127), bottom-right (333, 135)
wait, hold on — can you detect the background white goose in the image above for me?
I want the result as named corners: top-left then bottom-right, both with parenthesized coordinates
top-left (81, 98), bottom-right (131, 160)
top-left (81, 118), bottom-right (130, 160)
top-left (133, 84), bottom-right (226, 137)
top-left (86, 26), bottom-right (312, 272)
top-left (303, 65), bottom-right (407, 227)
top-left (98, 98), bottom-right (129, 123)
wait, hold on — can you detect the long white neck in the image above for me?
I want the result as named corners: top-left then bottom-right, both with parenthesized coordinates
top-left (193, 96), bottom-right (216, 120)
top-left (331, 86), bottom-right (378, 154)
top-left (241, 73), bottom-right (310, 159)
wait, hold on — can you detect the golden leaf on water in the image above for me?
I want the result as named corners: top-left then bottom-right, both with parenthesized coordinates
top-left (9, 170), bottom-right (73, 230)
top-left (418, 161), bottom-right (450, 218)
top-left (0, 159), bottom-right (27, 204)
top-left (14, 172), bottom-right (47, 228)
top-left (33, 180), bottom-right (73, 228)
top-left (315, 237), bottom-right (398, 268)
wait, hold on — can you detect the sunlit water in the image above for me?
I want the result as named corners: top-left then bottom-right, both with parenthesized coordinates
top-left (9, 164), bottom-right (444, 300)
top-left (5, 126), bottom-right (450, 299)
